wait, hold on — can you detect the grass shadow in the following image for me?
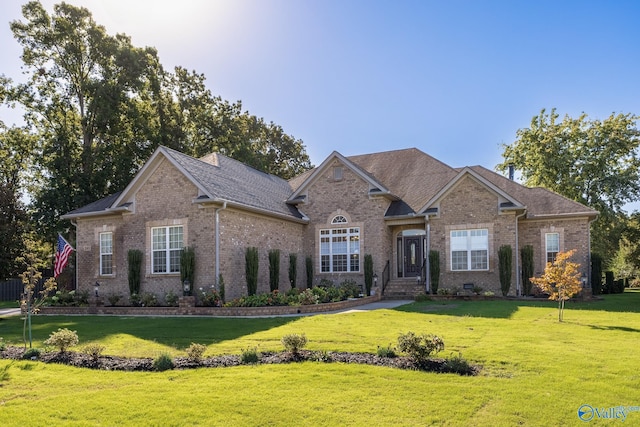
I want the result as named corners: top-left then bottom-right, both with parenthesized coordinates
top-left (0, 315), bottom-right (299, 350)
top-left (394, 290), bottom-right (640, 319)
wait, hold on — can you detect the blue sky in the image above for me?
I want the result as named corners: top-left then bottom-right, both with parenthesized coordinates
top-left (1, 0), bottom-right (639, 173)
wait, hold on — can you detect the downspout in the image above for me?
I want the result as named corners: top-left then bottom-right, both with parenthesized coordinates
top-left (514, 210), bottom-right (527, 296)
top-left (71, 220), bottom-right (78, 291)
top-left (588, 216), bottom-right (597, 289)
top-left (214, 201), bottom-right (227, 286)
top-left (425, 218), bottom-right (431, 294)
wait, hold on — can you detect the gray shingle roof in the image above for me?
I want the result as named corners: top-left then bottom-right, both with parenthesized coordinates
top-left (63, 191), bottom-right (123, 216)
top-left (162, 148), bottom-right (304, 219)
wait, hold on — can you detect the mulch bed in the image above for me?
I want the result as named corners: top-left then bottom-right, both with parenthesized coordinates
top-left (0, 346), bottom-right (479, 375)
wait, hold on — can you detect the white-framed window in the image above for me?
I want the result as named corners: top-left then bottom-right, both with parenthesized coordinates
top-left (152, 226), bottom-right (183, 273)
top-left (332, 215), bottom-right (347, 224)
top-left (320, 227), bottom-right (360, 272)
top-left (450, 229), bottom-right (489, 271)
top-left (99, 232), bottom-right (113, 275)
top-left (545, 233), bottom-right (559, 264)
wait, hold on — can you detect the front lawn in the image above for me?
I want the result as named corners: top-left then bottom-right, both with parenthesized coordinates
top-left (1, 291), bottom-right (639, 425)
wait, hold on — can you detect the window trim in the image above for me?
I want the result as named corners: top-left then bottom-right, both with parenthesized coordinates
top-left (545, 232), bottom-right (560, 264)
top-left (449, 228), bottom-right (489, 271)
top-left (151, 225), bottom-right (184, 274)
top-left (99, 232), bottom-right (113, 276)
top-left (319, 227), bottom-right (361, 273)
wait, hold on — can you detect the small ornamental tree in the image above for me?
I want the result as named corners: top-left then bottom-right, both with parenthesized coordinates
top-left (530, 249), bottom-right (582, 322)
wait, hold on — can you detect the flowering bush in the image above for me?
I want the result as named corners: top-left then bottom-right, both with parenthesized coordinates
top-left (397, 331), bottom-right (444, 366)
top-left (198, 287), bottom-right (222, 307)
top-left (44, 328), bottom-right (79, 352)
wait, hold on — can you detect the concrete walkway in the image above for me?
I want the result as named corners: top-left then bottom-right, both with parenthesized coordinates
top-left (0, 300), bottom-right (414, 318)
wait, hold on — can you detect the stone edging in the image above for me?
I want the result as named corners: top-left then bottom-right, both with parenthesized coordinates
top-left (38, 294), bottom-right (382, 316)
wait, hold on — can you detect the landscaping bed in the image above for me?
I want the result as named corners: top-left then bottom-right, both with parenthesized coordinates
top-left (0, 346), bottom-right (479, 375)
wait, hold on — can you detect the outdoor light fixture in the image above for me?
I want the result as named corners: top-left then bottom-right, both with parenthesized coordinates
top-left (183, 279), bottom-right (191, 296)
top-left (94, 281), bottom-right (100, 297)
top-left (373, 273), bottom-right (378, 286)
top-left (581, 275), bottom-right (587, 288)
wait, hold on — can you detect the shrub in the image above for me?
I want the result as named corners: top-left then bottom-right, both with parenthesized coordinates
top-left (429, 250), bottom-right (440, 294)
top-left (281, 333), bottom-right (307, 354)
top-left (164, 290), bottom-right (179, 307)
top-left (339, 280), bottom-right (361, 299)
top-left (140, 292), bottom-right (159, 307)
top-left (129, 293), bottom-right (141, 307)
top-left (498, 245), bottom-right (512, 296)
top-left (472, 286), bottom-right (483, 295)
top-left (483, 291), bottom-right (495, 297)
top-left (377, 345), bottom-right (396, 358)
top-left (268, 249), bottom-right (280, 292)
top-left (305, 256), bottom-right (313, 289)
top-left (44, 328), bottom-right (79, 352)
top-left (245, 247), bottom-right (259, 296)
top-left (397, 332), bottom-right (444, 366)
top-left (153, 353), bottom-right (174, 371)
top-left (198, 286), bottom-right (222, 307)
top-left (521, 245), bottom-right (534, 296)
top-left (289, 253), bottom-right (297, 289)
top-left (0, 337), bottom-right (5, 351)
top-left (604, 271), bottom-right (614, 294)
top-left (591, 253), bottom-right (603, 295)
top-left (443, 352), bottom-right (474, 375)
top-left (23, 348), bottom-right (41, 360)
top-left (240, 348), bottom-right (260, 364)
top-left (128, 249), bottom-right (143, 296)
top-left (186, 343), bottom-right (206, 363)
top-left (310, 350), bottom-right (332, 362)
top-left (297, 289), bottom-right (318, 305)
top-left (218, 274), bottom-right (226, 303)
top-left (180, 246), bottom-right (196, 294)
top-left (82, 344), bottom-right (105, 361)
top-left (107, 293), bottom-right (121, 306)
top-left (364, 254), bottom-right (373, 296)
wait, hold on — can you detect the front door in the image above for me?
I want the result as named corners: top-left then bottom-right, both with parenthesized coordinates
top-left (404, 236), bottom-right (423, 277)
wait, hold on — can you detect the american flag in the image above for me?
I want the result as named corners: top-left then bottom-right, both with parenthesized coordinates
top-left (54, 234), bottom-right (74, 278)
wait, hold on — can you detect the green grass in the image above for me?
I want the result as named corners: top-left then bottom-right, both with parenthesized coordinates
top-left (1, 291), bottom-right (640, 425)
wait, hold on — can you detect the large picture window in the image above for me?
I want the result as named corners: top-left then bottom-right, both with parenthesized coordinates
top-left (450, 229), bottom-right (488, 271)
top-left (99, 232), bottom-right (113, 275)
top-left (320, 227), bottom-right (360, 272)
top-left (152, 226), bottom-right (183, 273)
top-left (545, 233), bottom-right (559, 264)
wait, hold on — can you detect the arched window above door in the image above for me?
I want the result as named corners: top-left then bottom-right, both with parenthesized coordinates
top-left (332, 215), bottom-right (348, 224)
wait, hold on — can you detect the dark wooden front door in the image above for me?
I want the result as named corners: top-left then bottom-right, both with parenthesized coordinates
top-left (404, 237), bottom-right (423, 277)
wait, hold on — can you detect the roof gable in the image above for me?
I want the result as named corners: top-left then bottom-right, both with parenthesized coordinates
top-left (287, 151), bottom-right (391, 203)
top-left (66, 146), bottom-right (306, 221)
top-left (419, 167), bottom-right (525, 214)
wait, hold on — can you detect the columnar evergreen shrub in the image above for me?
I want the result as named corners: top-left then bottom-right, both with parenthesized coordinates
top-left (245, 247), bottom-right (259, 296)
top-left (305, 256), bottom-right (313, 289)
top-left (268, 249), bottom-right (280, 292)
top-left (521, 245), bottom-right (534, 296)
top-left (498, 245), bottom-right (512, 296)
top-left (289, 253), bottom-right (297, 289)
top-left (127, 249), bottom-right (143, 296)
top-left (591, 253), bottom-right (603, 295)
top-left (428, 250), bottom-right (440, 294)
top-left (364, 254), bottom-right (373, 296)
top-left (180, 246), bottom-right (196, 294)
top-left (218, 274), bottom-right (226, 303)
top-left (604, 271), bottom-right (614, 294)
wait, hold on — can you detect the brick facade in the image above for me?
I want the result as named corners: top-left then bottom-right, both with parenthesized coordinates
top-left (69, 148), bottom-right (595, 302)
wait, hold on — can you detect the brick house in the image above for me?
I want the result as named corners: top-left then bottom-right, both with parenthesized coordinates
top-left (62, 146), bottom-right (598, 301)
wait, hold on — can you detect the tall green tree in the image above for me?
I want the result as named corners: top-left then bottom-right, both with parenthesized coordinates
top-left (7, 1), bottom-right (312, 243)
top-left (498, 108), bottom-right (640, 261)
top-left (0, 127), bottom-right (34, 279)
